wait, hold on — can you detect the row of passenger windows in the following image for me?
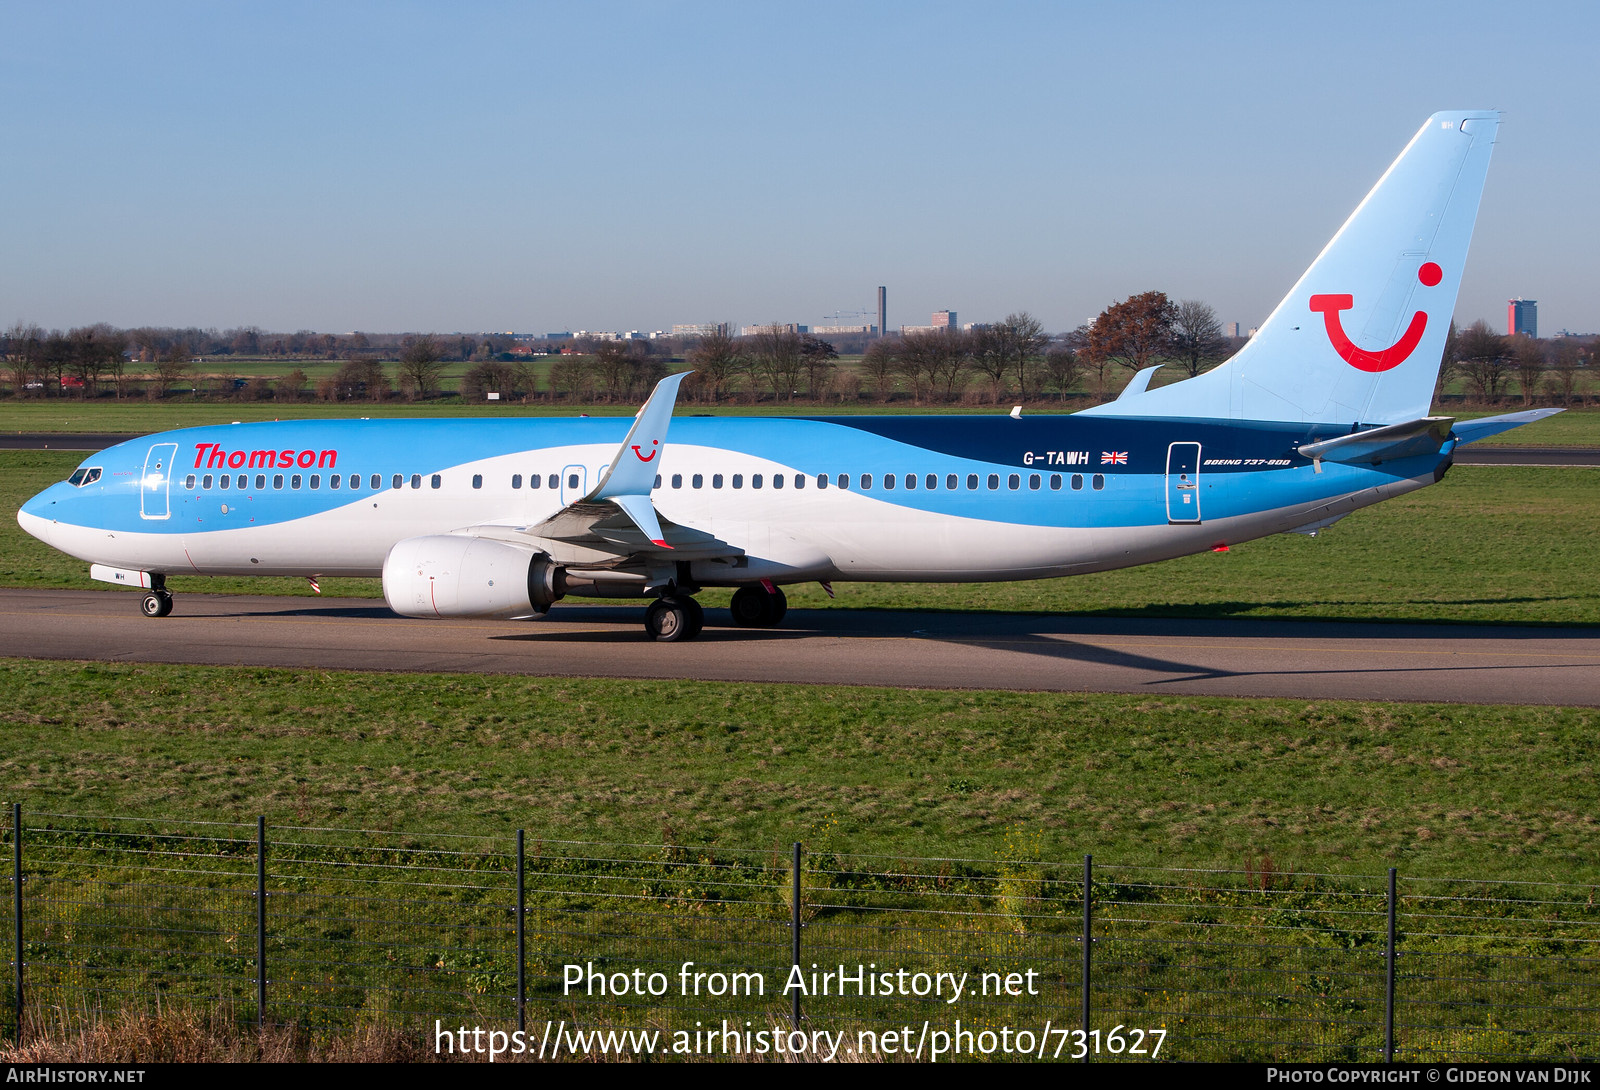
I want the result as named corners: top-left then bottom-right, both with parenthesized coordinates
top-left (651, 471), bottom-right (1105, 492)
top-left (186, 472), bottom-right (446, 492)
top-left (187, 469), bottom-right (1110, 495)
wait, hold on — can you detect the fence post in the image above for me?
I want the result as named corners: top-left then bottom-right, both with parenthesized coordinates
top-left (1082, 853), bottom-right (1092, 1061)
top-left (256, 816), bottom-right (267, 1031)
top-left (791, 841), bottom-right (803, 1025)
top-left (1385, 867), bottom-right (1397, 1063)
top-left (11, 803), bottom-right (20, 1042)
top-left (517, 829), bottom-right (526, 1033)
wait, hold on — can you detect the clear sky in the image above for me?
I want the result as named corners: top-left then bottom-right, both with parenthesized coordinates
top-left (3, 1), bottom-right (1594, 337)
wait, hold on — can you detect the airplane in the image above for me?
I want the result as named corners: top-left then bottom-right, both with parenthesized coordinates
top-left (18, 110), bottom-right (1561, 642)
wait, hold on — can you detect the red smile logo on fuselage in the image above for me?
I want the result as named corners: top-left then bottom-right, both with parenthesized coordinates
top-left (1309, 262), bottom-right (1442, 373)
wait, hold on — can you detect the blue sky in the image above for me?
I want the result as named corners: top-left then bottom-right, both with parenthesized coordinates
top-left (3, 1), bottom-right (1595, 336)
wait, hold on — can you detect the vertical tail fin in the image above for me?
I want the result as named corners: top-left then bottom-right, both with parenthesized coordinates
top-left (1084, 111), bottom-right (1499, 424)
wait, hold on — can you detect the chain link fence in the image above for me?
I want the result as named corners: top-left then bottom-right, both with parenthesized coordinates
top-left (4, 806), bottom-right (1597, 1061)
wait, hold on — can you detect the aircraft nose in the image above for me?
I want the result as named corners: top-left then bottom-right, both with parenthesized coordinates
top-left (17, 486), bottom-right (62, 546)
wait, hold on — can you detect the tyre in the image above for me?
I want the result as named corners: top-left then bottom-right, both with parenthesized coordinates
top-left (141, 591), bottom-right (173, 618)
top-left (645, 596), bottom-right (701, 642)
top-left (731, 584), bottom-right (786, 627)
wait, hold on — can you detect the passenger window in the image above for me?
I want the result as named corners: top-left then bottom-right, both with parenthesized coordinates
top-left (1008, 474), bottom-right (1020, 490)
top-left (793, 474), bottom-right (803, 489)
top-left (1072, 474), bottom-right (1083, 490)
top-left (987, 474), bottom-right (999, 490)
top-left (351, 474), bottom-right (361, 489)
top-left (258, 475), bottom-right (268, 489)
top-left (861, 474), bottom-right (873, 489)
top-left (411, 474), bottom-right (421, 489)
top-left (903, 474), bottom-right (915, 490)
top-left (472, 474), bottom-right (483, 489)
top-left (292, 474), bottom-right (303, 489)
top-left (566, 474), bottom-right (577, 489)
top-left (330, 474), bottom-right (341, 490)
top-left (654, 474), bottom-right (662, 489)
top-left (548, 474), bottom-right (559, 489)
top-left (1029, 474), bottom-right (1040, 490)
top-left (692, 473), bottom-right (704, 489)
top-left (512, 474), bottom-right (522, 489)
top-left (752, 473), bottom-right (762, 489)
top-left (967, 474), bottom-right (978, 490)
top-left (713, 474), bottom-right (724, 489)
top-left (529, 473), bottom-right (540, 489)
top-left (882, 473), bottom-right (894, 490)
top-left (274, 474), bottom-right (285, 489)
top-left (432, 474), bottom-right (442, 489)
top-left (1050, 474), bottom-right (1062, 490)
top-left (1093, 474), bottom-right (1105, 490)
top-left (837, 474), bottom-right (849, 489)
top-left (672, 474), bottom-right (683, 489)
top-left (185, 474), bottom-right (196, 489)
top-left (310, 474), bottom-right (320, 489)
top-left (391, 474), bottom-right (401, 489)
top-left (219, 475), bottom-right (230, 490)
top-left (773, 474), bottom-right (784, 489)
top-left (732, 474), bottom-right (743, 489)
top-left (816, 474), bottom-right (828, 489)
top-left (202, 474), bottom-right (214, 489)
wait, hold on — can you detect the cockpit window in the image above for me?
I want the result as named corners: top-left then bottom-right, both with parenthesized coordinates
top-left (67, 467), bottom-right (102, 487)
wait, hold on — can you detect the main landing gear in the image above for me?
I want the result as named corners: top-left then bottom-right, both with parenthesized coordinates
top-left (139, 575), bottom-right (173, 618)
top-left (644, 595), bottom-right (703, 642)
top-left (730, 583), bottom-right (787, 628)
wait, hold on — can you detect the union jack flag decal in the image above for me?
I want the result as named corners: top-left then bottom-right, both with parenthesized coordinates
top-left (1101, 451), bottom-right (1128, 465)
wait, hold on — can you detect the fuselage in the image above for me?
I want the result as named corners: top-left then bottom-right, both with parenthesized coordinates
top-left (18, 412), bottom-right (1446, 587)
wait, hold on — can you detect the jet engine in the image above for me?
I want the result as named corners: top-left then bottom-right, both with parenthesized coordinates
top-left (382, 535), bottom-right (561, 620)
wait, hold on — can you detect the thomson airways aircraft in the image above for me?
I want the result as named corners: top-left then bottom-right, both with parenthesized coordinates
top-left (19, 111), bottom-right (1559, 641)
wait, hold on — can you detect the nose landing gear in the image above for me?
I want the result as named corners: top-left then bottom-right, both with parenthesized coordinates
top-left (139, 575), bottom-right (173, 618)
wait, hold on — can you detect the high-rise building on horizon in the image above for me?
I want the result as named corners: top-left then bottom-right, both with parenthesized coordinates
top-left (1508, 298), bottom-right (1537, 338)
top-left (932, 309), bottom-right (957, 331)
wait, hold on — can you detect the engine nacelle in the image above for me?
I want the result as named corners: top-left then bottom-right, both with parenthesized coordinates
top-left (382, 535), bottom-right (559, 619)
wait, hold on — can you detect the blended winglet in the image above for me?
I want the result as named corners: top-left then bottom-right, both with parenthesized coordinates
top-left (591, 371), bottom-right (691, 502)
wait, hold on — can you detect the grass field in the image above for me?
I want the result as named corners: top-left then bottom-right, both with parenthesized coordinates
top-left (6, 450), bottom-right (1598, 625)
top-left (2, 658), bottom-right (1595, 882)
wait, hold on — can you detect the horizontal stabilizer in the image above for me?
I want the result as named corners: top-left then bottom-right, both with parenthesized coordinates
top-left (1296, 416), bottom-right (1453, 471)
top-left (1452, 407), bottom-right (1565, 444)
top-left (1116, 365), bottom-right (1163, 401)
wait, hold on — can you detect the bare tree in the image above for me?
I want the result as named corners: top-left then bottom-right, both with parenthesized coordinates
top-left (966, 326), bottom-right (1008, 402)
top-left (1455, 320), bottom-right (1512, 403)
top-left (995, 312), bottom-right (1048, 398)
top-left (1545, 338), bottom-right (1581, 405)
top-left (1512, 336), bottom-right (1546, 405)
top-left (860, 337), bottom-right (899, 402)
top-left (397, 334), bottom-right (444, 399)
top-left (748, 325), bottom-right (803, 401)
top-left (1169, 299), bottom-right (1229, 378)
top-left (686, 326), bottom-right (744, 403)
top-left (151, 344), bottom-right (191, 399)
top-left (1042, 347), bottom-right (1084, 401)
top-left (799, 335), bottom-right (838, 400)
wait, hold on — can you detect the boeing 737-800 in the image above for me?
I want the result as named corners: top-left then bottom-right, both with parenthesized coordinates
top-left (18, 111), bottom-right (1559, 640)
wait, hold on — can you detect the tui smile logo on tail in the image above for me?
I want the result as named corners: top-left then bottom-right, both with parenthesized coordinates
top-left (632, 439), bottom-right (660, 462)
top-left (1308, 262), bottom-right (1442, 373)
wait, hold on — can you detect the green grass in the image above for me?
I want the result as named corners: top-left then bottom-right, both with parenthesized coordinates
top-left (7, 450), bottom-right (1598, 625)
top-left (2, 659), bottom-right (1595, 882)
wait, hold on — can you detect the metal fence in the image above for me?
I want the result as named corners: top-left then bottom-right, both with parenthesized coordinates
top-left (4, 805), bottom-right (1598, 1061)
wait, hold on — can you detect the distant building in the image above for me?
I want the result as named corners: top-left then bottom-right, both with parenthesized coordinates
top-left (932, 309), bottom-right (957, 330)
top-left (672, 323), bottom-right (728, 337)
top-left (740, 323), bottom-right (804, 337)
top-left (1508, 299), bottom-right (1537, 337)
top-left (1225, 322), bottom-right (1241, 338)
top-left (814, 324), bottom-right (877, 335)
